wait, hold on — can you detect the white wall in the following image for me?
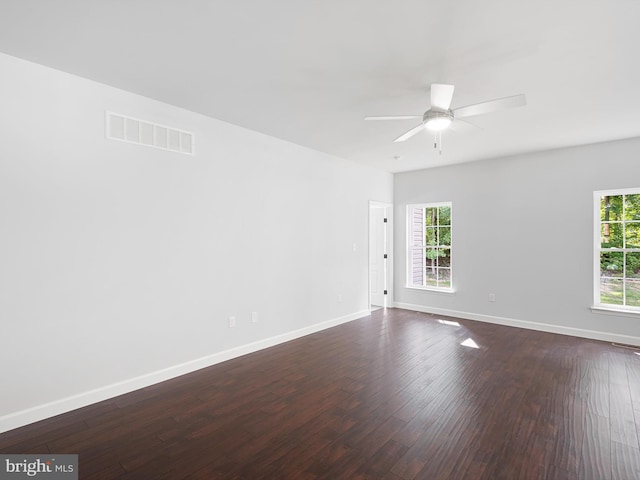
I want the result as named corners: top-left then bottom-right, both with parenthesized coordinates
top-left (394, 137), bottom-right (640, 344)
top-left (0, 52), bottom-right (393, 431)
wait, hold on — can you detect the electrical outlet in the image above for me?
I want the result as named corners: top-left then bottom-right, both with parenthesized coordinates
top-left (337, 294), bottom-right (343, 302)
top-left (251, 311), bottom-right (258, 324)
top-left (488, 293), bottom-right (496, 302)
top-left (228, 316), bottom-right (236, 328)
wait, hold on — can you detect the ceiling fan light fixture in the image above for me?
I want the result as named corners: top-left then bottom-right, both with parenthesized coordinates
top-left (425, 117), bottom-right (452, 131)
top-left (424, 110), bottom-right (453, 131)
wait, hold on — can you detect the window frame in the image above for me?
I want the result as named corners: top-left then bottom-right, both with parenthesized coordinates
top-left (406, 202), bottom-right (454, 292)
top-left (593, 188), bottom-right (640, 313)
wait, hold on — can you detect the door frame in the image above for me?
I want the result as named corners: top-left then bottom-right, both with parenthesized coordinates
top-left (368, 201), bottom-right (393, 310)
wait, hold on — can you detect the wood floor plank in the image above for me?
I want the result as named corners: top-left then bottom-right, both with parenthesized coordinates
top-left (627, 358), bottom-right (640, 406)
top-left (580, 412), bottom-right (612, 480)
top-left (610, 381), bottom-right (639, 448)
top-left (611, 441), bottom-right (640, 480)
top-left (2, 308), bottom-right (640, 479)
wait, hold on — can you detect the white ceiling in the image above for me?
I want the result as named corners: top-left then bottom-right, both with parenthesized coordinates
top-left (1, 0), bottom-right (639, 173)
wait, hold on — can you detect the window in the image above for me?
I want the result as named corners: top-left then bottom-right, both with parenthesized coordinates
top-left (595, 189), bottom-right (640, 310)
top-left (407, 202), bottom-right (452, 290)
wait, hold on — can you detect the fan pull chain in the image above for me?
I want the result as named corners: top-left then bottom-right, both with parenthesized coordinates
top-left (433, 132), bottom-right (443, 155)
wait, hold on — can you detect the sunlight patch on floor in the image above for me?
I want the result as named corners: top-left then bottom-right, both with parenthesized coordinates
top-left (461, 338), bottom-right (479, 349)
top-left (437, 319), bottom-right (460, 327)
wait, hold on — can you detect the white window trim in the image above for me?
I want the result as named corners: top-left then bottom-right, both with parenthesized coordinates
top-left (407, 285), bottom-right (456, 293)
top-left (593, 188), bottom-right (640, 316)
top-left (590, 305), bottom-right (640, 318)
top-left (406, 202), bottom-right (454, 293)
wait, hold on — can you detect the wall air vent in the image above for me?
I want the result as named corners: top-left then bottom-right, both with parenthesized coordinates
top-left (106, 112), bottom-right (194, 155)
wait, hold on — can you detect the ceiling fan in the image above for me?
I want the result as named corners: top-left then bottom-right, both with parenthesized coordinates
top-left (365, 84), bottom-right (526, 144)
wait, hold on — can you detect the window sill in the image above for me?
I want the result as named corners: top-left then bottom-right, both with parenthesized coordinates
top-left (590, 305), bottom-right (640, 318)
top-left (405, 285), bottom-right (455, 294)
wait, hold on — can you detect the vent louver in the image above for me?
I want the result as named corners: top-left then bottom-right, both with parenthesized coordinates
top-left (106, 112), bottom-right (194, 155)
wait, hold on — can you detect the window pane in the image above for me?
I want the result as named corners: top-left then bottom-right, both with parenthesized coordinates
top-left (600, 278), bottom-right (623, 305)
top-left (626, 280), bottom-right (640, 306)
top-left (410, 247), bottom-right (424, 287)
top-left (626, 252), bottom-right (640, 279)
top-left (601, 195), bottom-right (623, 222)
top-left (625, 194), bottom-right (640, 221)
top-left (626, 223), bottom-right (640, 249)
top-left (425, 268), bottom-right (437, 286)
top-left (600, 252), bottom-right (624, 277)
top-left (425, 227), bottom-right (437, 246)
top-left (439, 206), bottom-right (451, 225)
top-left (425, 208), bottom-right (437, 226)
top-left (439, 248), bottom-right (451, 268)
top-left (411, 207), bottom-right (424, 246)
top-left (601, 223), bottom-right (622, 248)
top-left (437, 269), bottom-right (451, 288)
top-left (439, 226), bottom-right (451, 246)
top-left (425, 248), bottom-right (441, 265)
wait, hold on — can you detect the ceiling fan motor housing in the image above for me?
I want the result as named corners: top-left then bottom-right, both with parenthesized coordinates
top-left (424, 109), bottom-right (453, 123)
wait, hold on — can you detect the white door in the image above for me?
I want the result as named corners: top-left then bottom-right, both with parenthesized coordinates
top-left (369, 205), bottom-right (389, 307)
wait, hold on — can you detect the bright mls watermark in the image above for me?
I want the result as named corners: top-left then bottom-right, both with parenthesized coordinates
top-left (0, 455), bottom-right (77, 479)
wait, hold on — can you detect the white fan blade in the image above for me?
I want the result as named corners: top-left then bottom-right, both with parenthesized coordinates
top-left (449, 119), bottom-right (481, 133)
top-left (430, 84), bottom-right (455, 110)
top-left (393, 124), bottom-right (425, 142)
top-left (453, 94), bottom-right (526, 119)
top-left (364, 115), bottom-right (421, 120)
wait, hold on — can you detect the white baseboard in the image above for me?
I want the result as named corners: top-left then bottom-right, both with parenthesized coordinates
top-left (394, 302), bottom-right (640, 347)
top-left (0, 309), bottom-right (369, 434)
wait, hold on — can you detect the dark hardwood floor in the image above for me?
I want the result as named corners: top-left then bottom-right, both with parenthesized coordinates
top-left (2, 308), bottom-right (640, 479)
